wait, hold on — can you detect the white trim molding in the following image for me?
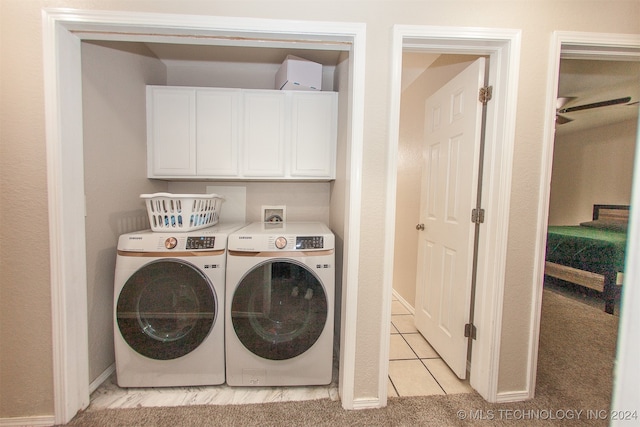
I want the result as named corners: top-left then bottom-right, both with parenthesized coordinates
top-left (89, 364), bottom-right (116, 395)
top-left (611, 115), bottom-right (640, 425)
top-left (495, 390), bottom-right (532, 403)
top-left (384, 25), bottom-right (521, 404)
top-left (336, 23), bottom-right (367, 411)
top-left (352, 398), bottom-right (383, 410)
top-left (0, 416), bottom-right (56, 427)
top-left (392, 289), bottom-right (415, 316)
top-left (531, 30), bottom-right (640, 408)
top-left (42, 9), bottom-right (91, 422)
top-left (42, 8), bottom-right (366, 423)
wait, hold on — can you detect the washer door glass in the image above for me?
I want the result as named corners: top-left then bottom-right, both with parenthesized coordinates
top-left (116, 259), bottom-right (216, 360)
top-left (231, 260), bottom-right (328, 360)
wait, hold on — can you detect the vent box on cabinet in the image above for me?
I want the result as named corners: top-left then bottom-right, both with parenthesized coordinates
top-left (275, 55), bottom-right (322, 91)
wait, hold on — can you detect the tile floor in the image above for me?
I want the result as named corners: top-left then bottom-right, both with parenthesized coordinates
top-left (89, 372), bottom-right (340, 409)
top-left (87, 295), bottom-right (471, 411)
top-left (387, 296), bottom-right (474, 397)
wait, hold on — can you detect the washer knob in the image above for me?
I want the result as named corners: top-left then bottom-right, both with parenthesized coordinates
top-left (165, 237), bottom-right (178, 249)
top-left (275, 236), bottom-right (287, 249)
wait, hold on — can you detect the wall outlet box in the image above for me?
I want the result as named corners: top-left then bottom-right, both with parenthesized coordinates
top-left (262, 205), bottom-right (286, 222)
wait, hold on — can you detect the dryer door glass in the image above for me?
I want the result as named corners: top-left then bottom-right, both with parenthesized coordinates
top-left (116, 259), bottom-right (216, 360)
top-left (231, 260), bottom-right (328, 360)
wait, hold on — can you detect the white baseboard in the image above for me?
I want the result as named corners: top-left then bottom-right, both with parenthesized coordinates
top-left (351, 397), bottom-right (382, 410)
top-left (89, 363), bottom-right (116, 394)
top-left (392, 289), bottom-right (415, 315)
top-left (496, 389), bottom-right (533, 403)
top-left (0, 416), bottom-right (55, 427)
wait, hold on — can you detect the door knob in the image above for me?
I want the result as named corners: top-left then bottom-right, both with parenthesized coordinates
top-left (416, 223), bottom-right (425, 231)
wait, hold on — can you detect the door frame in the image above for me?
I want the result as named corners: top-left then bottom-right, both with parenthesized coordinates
top-left (42, 9), bottom-right (366, 424)
top-left (383, 25), bottom-right (522, 404)
top-left (531, 30), bottom-right (640, 403)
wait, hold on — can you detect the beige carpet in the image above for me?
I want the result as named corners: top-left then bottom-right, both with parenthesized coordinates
top-left (64, 289), bottom-right (618, 426)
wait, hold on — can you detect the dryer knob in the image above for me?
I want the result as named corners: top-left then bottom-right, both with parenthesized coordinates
top-left (275, 236), bottom-right (287, 249)
top-left (165, 237), bottom-right (178, 249)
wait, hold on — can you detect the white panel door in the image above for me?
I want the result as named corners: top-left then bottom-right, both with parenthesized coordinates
top-left (414, 58), bottom-right (485, 379)
top-left (148, 87), bottom-right (196, 176)
top-left (242, 90), bottom-right (286, 177)
top-left (196, 89), bottom-right (241, 177)
top-left (290, 92), bottom-right (338, 178)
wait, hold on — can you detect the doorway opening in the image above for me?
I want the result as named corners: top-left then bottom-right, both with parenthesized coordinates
top-left (383, 26), bottom-right (522, 405)
top-left (545, 57), bottom-right (638, 314)
top-left (532, 30), bottom-right (640, 409)
top-left (42, 9), bottom-right (366, 424)
top-left (389, 52), bottom-right (484, 396)
top-left (389, 55), bottom-right (487, 398)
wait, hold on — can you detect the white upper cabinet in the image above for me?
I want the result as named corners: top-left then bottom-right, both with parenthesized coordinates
top-left (146, 86), bottom-right (337, 180)
top-left (147, 87), bottom-right (196, 176)
top-left (290, 92), bottom-right (337, 179)
top-left (242, 90), bottom-right (286, 177)
top-left (196, 89), bottom-right (241, 176)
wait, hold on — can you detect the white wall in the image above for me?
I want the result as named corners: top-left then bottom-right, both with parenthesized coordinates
top-left (165, 60), bottom-right (337, 91)
top-left (168, 181), bottom-right (332, 223)
top-left (329, 50), bottom-right (351, 360)
top-left (548, 118), bottom-right (637, 225)
top-left (81, 41), bottom-right (168, 382)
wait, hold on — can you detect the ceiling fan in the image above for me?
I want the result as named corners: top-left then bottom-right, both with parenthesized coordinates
top-left (556, 95), bottom-right (634, 125)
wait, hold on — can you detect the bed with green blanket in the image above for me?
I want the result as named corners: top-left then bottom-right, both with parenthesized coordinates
top-left (545, 204), bottom-right (629, 314)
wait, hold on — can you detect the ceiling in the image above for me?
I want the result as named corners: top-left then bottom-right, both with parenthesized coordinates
top-left (145, 42), bottom-right (343, 66)
top-left (555, 59), bottom-right (640, 136)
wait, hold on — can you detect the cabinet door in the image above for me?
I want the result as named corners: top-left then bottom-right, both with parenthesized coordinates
top-left (147, 87), bottom-right (196, 177)
top-left (290, 92), bottom-right (338, 179)
top-left (196, 89), bottom-right (240, 176)
top-left (242, 91), bottom-right (286, 177)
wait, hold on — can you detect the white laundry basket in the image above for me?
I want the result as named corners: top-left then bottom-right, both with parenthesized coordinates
top-left (141, 193), bottom-right (224, 232)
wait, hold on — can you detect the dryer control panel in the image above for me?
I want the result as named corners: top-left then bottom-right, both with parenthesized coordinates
top-left (227, 222), bottom-right (335, 252)
top-left (186, 236), bottom-right (216, 250)
top-left (296, 236), bottom-right (324, 250)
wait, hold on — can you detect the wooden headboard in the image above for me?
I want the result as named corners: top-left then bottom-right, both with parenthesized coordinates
top-left (593, 204), bottom-right (630, 222)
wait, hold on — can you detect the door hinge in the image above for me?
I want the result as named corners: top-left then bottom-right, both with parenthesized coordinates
top-left (471, 208), bottom-right (485, 224)
top-left (479, 86), bottom-right (493, 104)
top-left (464, 323), bottom-right (477, 340)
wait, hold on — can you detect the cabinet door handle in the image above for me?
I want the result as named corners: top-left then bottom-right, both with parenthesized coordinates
top-left (416, 223), bottom-right (425, 231)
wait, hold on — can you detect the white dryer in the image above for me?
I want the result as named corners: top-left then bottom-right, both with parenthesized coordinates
top-left (225, 222), bottom-right (335, 386)
top-left (113, 222), bottom-right (244, 388)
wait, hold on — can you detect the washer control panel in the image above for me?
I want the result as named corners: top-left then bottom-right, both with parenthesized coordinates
top-left (186, 236), bottom-right (216, 250)
top-left (296, 236), bottom-right (324, 250)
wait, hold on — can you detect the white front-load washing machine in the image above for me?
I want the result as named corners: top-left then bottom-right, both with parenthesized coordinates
top-left (225, 221), bottom-right (335, 386)
top-left (113, 222), bottom-right (244, 388)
